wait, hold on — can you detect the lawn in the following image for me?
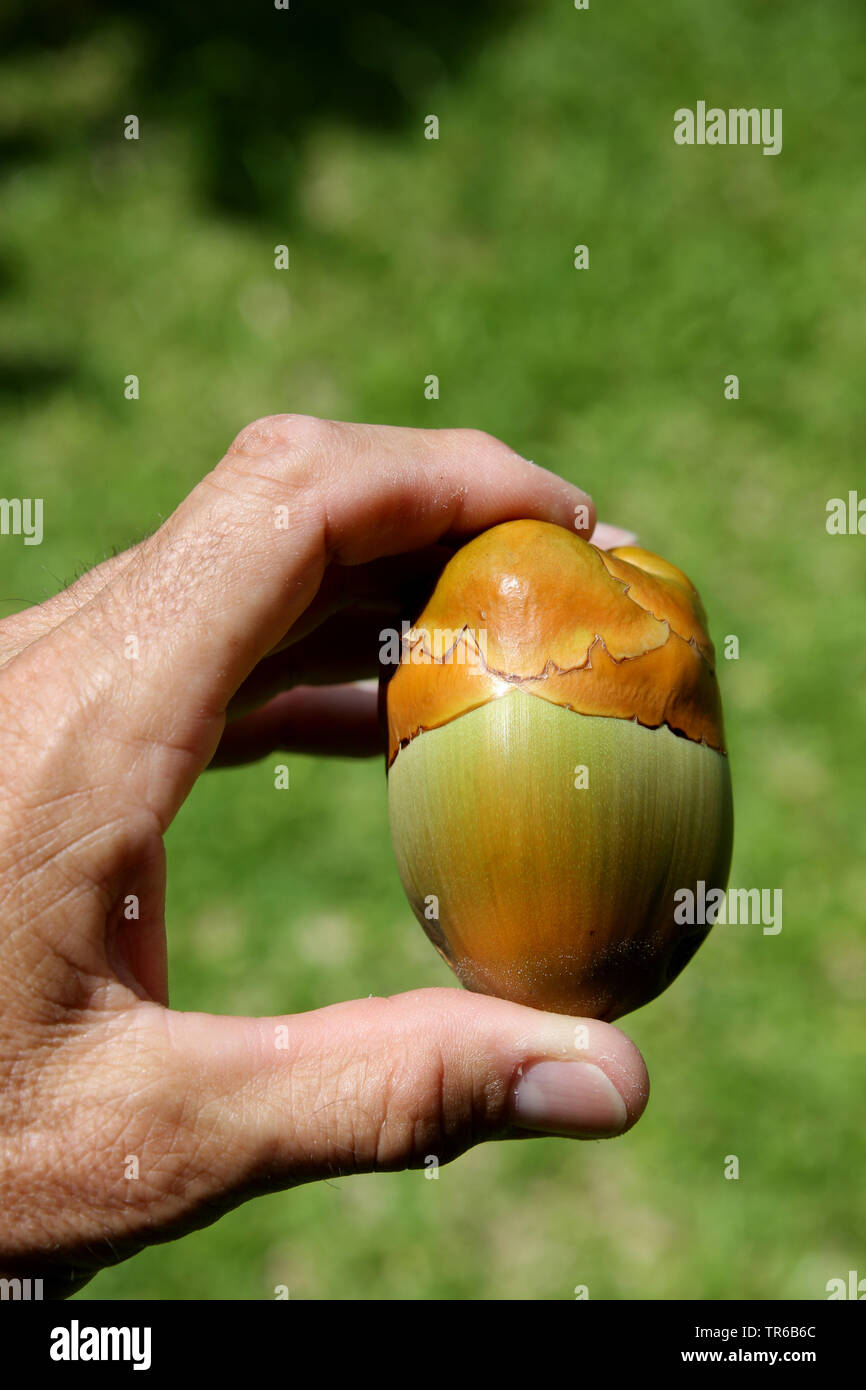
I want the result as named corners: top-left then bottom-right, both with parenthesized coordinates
top-left (1, 0), bottom-right (864, 1299)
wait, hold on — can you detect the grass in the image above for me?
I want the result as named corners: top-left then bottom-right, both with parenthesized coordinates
top-left (1, 0), bottom-right (864, 1299)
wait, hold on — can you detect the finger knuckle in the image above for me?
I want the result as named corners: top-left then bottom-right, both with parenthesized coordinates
top-left (228, 413), bottom-right (324, 465)
top-left (219, 413), bottom-right (335, 502)
top-left (451, 426), bottom-right (510, 458)
top-left (366, 995), bottom-right (507, 1171)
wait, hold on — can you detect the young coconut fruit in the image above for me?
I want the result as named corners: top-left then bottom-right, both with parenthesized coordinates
top-left (383, 519), bottom-right (733, 1022)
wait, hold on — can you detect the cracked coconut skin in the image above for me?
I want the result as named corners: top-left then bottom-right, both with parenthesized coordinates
top-left (384, 520), bottom-right (733, 1022)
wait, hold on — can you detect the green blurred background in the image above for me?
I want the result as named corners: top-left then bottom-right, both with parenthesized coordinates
top-left (1, 0), bottom-right (864, 1299)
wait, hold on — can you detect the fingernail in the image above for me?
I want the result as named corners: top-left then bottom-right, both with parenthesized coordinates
top-left (510, 1061), bottom-right (628, 1138)
top-left (591, 523), bottom-right (639, 550)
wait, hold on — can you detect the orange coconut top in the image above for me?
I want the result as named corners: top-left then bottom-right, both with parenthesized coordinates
top-left (385, 520), bottom-right (726, 764)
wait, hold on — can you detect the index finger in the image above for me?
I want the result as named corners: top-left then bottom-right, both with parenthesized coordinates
top-left (9, 416), bottom-right (595, 827)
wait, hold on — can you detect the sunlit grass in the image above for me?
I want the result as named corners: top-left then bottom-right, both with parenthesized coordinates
top-left (0, 0), bottom-right (863, 1299)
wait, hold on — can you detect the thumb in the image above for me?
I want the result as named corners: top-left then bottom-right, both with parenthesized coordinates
top-left (159, 988), bottom-right (650, 1195)
top-left (11, 989), bottom-right (650, 1294)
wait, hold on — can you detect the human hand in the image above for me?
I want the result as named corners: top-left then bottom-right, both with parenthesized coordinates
top-left (0, 416), bottom-right (649, 1296)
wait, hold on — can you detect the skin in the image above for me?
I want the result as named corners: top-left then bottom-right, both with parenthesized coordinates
top-left (0, 415), bottom-right (649, 1297)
